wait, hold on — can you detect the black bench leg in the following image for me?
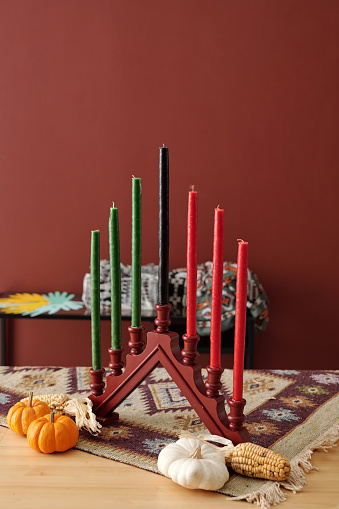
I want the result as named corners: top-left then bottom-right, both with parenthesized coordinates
top-left (1, 317), bottom-right (6, 366)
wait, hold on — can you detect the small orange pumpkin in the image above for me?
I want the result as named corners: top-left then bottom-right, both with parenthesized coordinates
top-left (7, 391), bottom-right (50, 435)
top-left (27, 411), bottom-right (79, 453)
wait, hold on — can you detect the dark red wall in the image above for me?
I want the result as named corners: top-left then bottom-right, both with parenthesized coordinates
top-left (1, 1), bottom-right (339, 368)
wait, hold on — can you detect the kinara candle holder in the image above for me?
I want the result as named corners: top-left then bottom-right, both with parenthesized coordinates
top-left (88, 304), bottom-right (251, 445)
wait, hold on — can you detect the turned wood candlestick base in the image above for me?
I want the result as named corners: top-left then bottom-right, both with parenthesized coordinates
top-left (89, 368), bottom-right (105, 397)
top-left (181, 333), bottom-right (200, 366)
top-left (89, 305), bottom-right (251, 444)
top-left (228, 398), bottom-right (247, 432)
top-left (205, 365), bottom-right (223, 398)
top-left (128, 326), bottom-right (144, 355)
top-left (108, 348), bottom-right (124, 376)
top-left (89, 367), bottom-right (119, 425)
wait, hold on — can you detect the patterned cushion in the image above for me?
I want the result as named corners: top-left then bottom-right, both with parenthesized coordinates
top-left (82, 261), bottom-right (269, 335)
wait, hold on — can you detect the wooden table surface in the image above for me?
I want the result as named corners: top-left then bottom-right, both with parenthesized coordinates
top-left (1, 425), bottom-right (338, 509)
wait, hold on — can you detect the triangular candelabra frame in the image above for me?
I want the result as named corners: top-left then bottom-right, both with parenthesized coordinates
top-left (89, 304), bottom-right (251, 445)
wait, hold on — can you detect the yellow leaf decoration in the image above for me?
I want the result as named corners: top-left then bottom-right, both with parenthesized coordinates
top-left (0, 293), bottom-right (50, 314)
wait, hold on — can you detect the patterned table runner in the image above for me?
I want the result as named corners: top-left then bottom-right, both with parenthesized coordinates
top-left (1, 367), bottom-right (338, 508)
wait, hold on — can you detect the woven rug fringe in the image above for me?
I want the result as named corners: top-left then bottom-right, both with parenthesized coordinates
top-left (230, 481), bottom-right (287, 509)
top-left (228, 421), bottom-right (339, 508)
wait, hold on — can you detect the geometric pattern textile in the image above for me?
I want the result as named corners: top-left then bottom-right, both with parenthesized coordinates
top-left (81, 260), bottom-right (269, 335)
top-left (0, 367), bottom-right (338, 507)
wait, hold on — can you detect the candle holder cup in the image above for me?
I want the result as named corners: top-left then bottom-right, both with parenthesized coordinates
top-left (89, 367), bottom-right (119, 425)
top-left (228, 398), bottom-right (247, 432)
top-left (89, 305), bottom-right (251, 444)
top-left (128, 326), bottom-right (144, 356)
top-left (205, 365), bottom-right (224, 398)
top-left (154, 303), bottom-right (171, 332)
top-left (89, 368), bottom-right (105, 397)
top-left (108, 348), bottom-right (124, 376)
top-left (181, 333), bottom-right (200, 366)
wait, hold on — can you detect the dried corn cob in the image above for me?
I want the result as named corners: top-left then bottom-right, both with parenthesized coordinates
top-left (179, 432), bottom-right (291, 482)
top-left (230, 442), bottom-right (290, 481)
top-left (20, 393), bottom-right (102, 434)
top-left (21, 393), bottom-right (70, 412)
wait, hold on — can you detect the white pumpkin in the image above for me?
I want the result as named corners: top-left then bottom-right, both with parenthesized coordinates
top-left (157, 437), bottom-right (229, 491)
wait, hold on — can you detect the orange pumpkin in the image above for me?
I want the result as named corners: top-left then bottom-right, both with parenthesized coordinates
top-left (27, 411), bottom-right (79, 453)
top-left (7, 391), bottom-right (50, 435)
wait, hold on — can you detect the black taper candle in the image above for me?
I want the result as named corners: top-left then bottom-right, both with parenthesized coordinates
top-left (158, 145), bottom-right (169, 305)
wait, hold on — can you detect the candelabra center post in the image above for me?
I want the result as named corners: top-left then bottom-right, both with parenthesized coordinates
top-left (154, 303), bottom-right (171, 333)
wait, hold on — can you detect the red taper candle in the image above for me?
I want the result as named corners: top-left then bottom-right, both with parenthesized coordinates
top-left (186, 187), bottom-right (198, 336)
top-left (233, 239), bottom-right (248, 401)
top-left (210, 206), bottom-right (224, 369)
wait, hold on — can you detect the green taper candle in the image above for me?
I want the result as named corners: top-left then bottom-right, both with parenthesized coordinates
top-left (109, 205), bottom-right (122, 349)
top-left (132, 177), bottom-right (142, 328)
top-left (91, 230), bottom-right (101, 370)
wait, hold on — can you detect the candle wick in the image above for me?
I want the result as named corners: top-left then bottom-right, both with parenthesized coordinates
top-left (112, 201), bottom-right (115, 208)
top-left (237, 239), bottom-right (244, 243)
top-left (163, 143), bottom-right (165, 147)
top-left (132, 175), bottom-right (135, 178)
top-left (192, 185), bottom-right (195, 191)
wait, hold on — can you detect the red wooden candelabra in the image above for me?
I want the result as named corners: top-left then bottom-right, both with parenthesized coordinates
top-left (89, 304), bottom-right (251, 445)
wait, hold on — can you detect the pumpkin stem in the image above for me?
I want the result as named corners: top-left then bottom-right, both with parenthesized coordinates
top-left (50, 410), bottom-right (55, 424)
top-left (189, 445), bottom-right (202, 459)
top-left (28, 391), bottom-right (33, 407)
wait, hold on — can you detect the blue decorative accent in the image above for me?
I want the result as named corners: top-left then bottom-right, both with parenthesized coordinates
top-left (22, 291), bottom-right (84, 317)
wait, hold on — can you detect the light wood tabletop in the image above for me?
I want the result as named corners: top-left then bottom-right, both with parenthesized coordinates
top-left (1, 425), bottom-right (338, 509)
